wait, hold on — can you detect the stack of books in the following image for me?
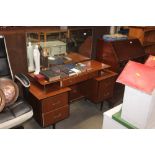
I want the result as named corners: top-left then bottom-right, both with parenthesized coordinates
top-left (40, 70), bottom-right (61, 82)
top-left (39, 63), bottom-right (82, 82)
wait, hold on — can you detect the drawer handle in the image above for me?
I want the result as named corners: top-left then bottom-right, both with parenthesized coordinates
top-left (52, 101), bottom-right (61, 106)
top-left (104, 92), bottom-right (110, 97)
top-left (54, 113), bottom-right (62, 119)
top-left (130, 41), bottom-right (133, 44)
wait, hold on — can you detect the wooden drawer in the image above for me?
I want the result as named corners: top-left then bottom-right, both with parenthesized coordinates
top-left (98, 75), bottom-right (116, 100)
top-left (61, 73), bottom-right (88, 87)
top-left (87, 71), bottom-right (98, 79)
top-left (41, 92), bottom-right (68, 113)
top-left (86, 70), bottom-right (117, 102)
top-left (42, 105), bottom-right (69, 127)
top-left (61, 71), bottom-right (98, 87)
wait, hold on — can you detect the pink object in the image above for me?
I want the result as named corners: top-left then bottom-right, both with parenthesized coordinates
top-left (34, 74), bottom-right (45, 81)
top-left (117, 61), bottom-right (155, 94)
top-left (145, 55), bottom-right (155, 67)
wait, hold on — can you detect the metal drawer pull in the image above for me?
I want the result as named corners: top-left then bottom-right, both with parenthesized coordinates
top-left (104, 92), bottom-right (110, 97)
top-left (54, 113), bottom-right (62, 119)
top-left (52, 101), bottom-right (61, 106)
top-left (130, 41), bottom-right (133, 44)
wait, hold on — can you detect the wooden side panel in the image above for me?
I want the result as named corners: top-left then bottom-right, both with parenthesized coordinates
top-left (5, 33), bottom-right (28, 76)
top-left (112, 39), bottom-right (145, 61)
top-left (96, 39), bottom-right (119, 72)
top-left (129, 27), bottom-right (144, 43)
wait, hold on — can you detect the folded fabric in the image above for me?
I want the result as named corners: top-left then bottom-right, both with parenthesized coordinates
top-left (145, 55), bottom-right (155, 67)
top-left (117, 60), bottom-right (155, 94)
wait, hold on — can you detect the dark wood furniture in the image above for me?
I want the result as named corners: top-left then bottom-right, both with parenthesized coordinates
top-left (28, 85), bottom-right (71, 128)
top-left (96, 38), bottom-right (148, 106)
top-left (28, 59), bottom-right (117, 128)
top-left (129, 26), bottom-right (155, 55)
top-left (96, 38), bottom-right (147, 73)
top-left (0, 26), bottom-right (114, 128)
top-left (0, 26), bottom-right (110, 75)
top-left (79, 69), bottom-right (117, 110)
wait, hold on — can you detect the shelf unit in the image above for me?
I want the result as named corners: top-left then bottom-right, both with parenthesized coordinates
top-left (129, 26), bottom-right (155, 55)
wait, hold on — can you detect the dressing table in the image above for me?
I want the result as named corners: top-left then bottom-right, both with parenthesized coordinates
top-left (27, 53), bottom-right (117, 128)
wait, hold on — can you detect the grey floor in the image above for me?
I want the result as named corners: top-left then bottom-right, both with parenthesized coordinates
top-left (23, 99), bottom-right (112, 129)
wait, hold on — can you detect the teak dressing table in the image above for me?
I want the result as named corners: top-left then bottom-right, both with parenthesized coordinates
top-left (28, 53), bottom-right (117, 128)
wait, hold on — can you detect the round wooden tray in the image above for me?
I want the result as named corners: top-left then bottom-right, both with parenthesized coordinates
top-left (0, 78), bottom-right (19, 107)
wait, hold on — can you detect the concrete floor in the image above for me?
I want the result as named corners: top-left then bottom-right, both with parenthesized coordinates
top-left (23, 99), bottom-right (112, 129)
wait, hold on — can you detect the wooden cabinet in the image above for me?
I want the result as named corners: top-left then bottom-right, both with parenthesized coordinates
top-left (96, 38), bottom-right (147, 106)
top-left (28, 84), bottom-right (71, 128)
top-left (79, 70), bottom-right (117, 103)
top-left (129, 26), bottom-right (155, 55)
top-left (96, 38), bottom-right (147, 73)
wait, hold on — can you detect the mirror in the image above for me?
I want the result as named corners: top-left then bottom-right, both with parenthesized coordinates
top-left (26, 27), bottom-right (93, 72)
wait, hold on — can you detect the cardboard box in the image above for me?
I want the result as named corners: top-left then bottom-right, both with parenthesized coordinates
top-left (40, 40), bottom-right (67, 56)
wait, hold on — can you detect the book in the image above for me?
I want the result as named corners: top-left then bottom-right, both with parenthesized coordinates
top-left (40, 70), bottom-right (60, 82)
top-left (34, 74), bottom-right (45, 81)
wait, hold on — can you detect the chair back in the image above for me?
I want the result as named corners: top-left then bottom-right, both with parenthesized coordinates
top-left (0, 36), bottom-right (13, 79)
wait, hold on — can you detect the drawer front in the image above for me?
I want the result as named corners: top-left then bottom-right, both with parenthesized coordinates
top-left (98, 76), bottom-right (116, 101)
top-left (43, 105), bottom-right (69, 127)
top-left (62, 74), bottom-right (88, 87)
top-left (41, 92), bottom-right (68, 113)
top-left (87, 71), bottom-right (98, 79)
top-left (61, 71), bottom-right (98, 87)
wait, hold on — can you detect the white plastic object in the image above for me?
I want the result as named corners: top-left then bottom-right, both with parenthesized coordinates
top-left (110, 26), bottom-right (115, 35)
top-left (33, 45), bottom-right (40, 75)
top-left (27, 42), bottom-right (35, 72)
top-left (121, 86), bottom-right (155, 128)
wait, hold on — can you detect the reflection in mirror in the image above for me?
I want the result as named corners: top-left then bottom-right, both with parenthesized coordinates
top-left (26, 27), bottom-right (93, 72)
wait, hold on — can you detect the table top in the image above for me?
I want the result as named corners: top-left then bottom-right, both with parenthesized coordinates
top-left (29, 53), bottom-right (111, 100)
top-left (29, 59), bottom-right (110, 86)
top-left (67, 52), bottom-right (90, 63)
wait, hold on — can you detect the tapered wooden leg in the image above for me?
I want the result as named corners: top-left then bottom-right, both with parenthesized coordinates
top-left (107, 99), bottom-right (114, 108)
top-left (53, 124), bottom-right (56, 129)
top-left (84, 98), bottom-right (88, 101)
top-left (100, 101), bottom-right (104, 111)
